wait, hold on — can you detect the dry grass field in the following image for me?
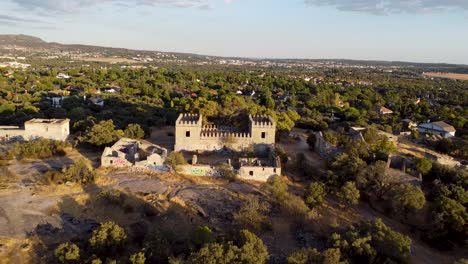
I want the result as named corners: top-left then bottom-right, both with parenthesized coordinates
top-left (423, 72), bottom-right (468, 80)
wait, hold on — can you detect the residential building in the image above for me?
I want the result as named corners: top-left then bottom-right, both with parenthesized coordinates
top-left (418, 121), bottom-right (456, 138)
top-left (377, 106), bottom-right (394, 115)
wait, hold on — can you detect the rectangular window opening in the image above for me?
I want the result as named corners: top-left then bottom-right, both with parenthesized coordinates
top-left (261, 132), bottom-right (266, 139)
top-left (186, 131), bottom-right (191, 137)
top-left (249, 171), bottom-right (254, 176)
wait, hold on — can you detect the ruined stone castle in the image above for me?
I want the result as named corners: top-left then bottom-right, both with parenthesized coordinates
top-left (174, 114), bottom-right (276, 152)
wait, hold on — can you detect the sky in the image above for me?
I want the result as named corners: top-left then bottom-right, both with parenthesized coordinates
top-left (1, 0), bottom-right (468, 64)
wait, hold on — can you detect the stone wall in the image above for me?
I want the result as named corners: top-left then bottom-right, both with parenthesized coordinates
top-left (0, 128), bottom-right (26, 141)
top-left (238, 166), bottom-right (280, 182)
top-left (177, 161), bottom-right (280, 182)
top-left (24, 119), bottom-right (70, 141)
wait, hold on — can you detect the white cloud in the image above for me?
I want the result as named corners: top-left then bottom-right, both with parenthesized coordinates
top-left (8, 0), bottom-right (212, 13)
top-left (304, 0), bottom-right (468, 14)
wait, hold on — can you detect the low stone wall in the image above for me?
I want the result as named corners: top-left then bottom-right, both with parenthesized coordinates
top-left (0, 129), bottom-right (25, 141)
top-left (177, 164), bottom-right (279, 182)
top-left (238, 166), bottom-right (280, 182)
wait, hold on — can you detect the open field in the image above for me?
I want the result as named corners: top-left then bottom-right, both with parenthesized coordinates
top-left (423, 72), bottom-right (468, 80)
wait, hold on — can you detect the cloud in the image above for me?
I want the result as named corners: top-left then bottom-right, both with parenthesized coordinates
top-left (304, 0), bottom-right (468, 14)
top-left (0, 14), bottom-right (44, 24)
top-left (8, 0), bottom-right (212, 12)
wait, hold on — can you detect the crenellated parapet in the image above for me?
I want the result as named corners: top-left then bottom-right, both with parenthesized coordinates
top-left (249, 115), bottom-right (275, 128)
top-left (176, 113), bottom-right (202, 126)
top-left (200, 132), bottom-right (252, 139)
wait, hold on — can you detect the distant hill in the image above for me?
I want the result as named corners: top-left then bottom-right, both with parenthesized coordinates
top-left (0, 34), bottom-right (467, 70)
top-left (0, 34), bottom-right (47, 46)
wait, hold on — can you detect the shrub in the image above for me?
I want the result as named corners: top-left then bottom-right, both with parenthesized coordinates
top-left (234, 195), bottom-right (270, 232)
top-left (337, 181), bottom-right (360, 205)
top-left (391, 183), bottom-right (426, 216)
top-left (305, 182), bottom-right (326, 208)
top-left (46, 159), bottom-right (95, 184)
top-left (54, 242), bottom-right (80, 263)
top-left (165, 152), bottom-right (187, 171)
top-left (216, 163), bottom-right (237, 181)
top-left (188, 230), bottom-right (269, 264)
top-left (6, 139), bottom-right (69, 160)
top-left (89, 221), bottom-right (127, 253)
top-left (416, 158), bottom-right (433, 175)
top-left (129, 251), bottom-right (146, 264)
top-left (190, 226), bottom-right (214, 249)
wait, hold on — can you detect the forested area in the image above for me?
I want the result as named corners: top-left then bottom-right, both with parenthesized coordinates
top-left (0, 62), bottom-right (467, 263)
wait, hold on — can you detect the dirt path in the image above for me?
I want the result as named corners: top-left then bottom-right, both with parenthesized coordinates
top-left (278, 129), bottom-right (326, 177)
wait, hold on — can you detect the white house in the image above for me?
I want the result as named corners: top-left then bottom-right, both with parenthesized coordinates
top-left (56, 73), bottom-right (71, 79)
top-left (418, 121), bottom-right (456, 138)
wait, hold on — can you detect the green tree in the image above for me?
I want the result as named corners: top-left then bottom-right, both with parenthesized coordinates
top-left (89, 221), bottom-right (127, 253)
top-left (416, 158), bottom-right (433, 175)
top-left (433, 196), bottom-right (467, 234)
top-left (124, 123), bottom-right (145, 139)
top-left (392, 183), bottom-right (426, 216)
top-left (54, 243), bottom-right (80, 263)
top-left (337, 181), bottom-right (360, 205)
top-left (79, 120), bottom-right (124, 147)
top-left (238, 230), bottom-right (269, 264)
top-left (305, 182), bottom-right (326, 208)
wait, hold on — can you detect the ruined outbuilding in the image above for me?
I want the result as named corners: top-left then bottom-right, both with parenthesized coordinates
top-left (101, 138), bottom-right (169, 171)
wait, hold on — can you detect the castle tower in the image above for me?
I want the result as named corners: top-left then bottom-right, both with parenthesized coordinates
top-left (174, 114), bottom-right (202, 151)
top-left (249, 115), bottom-right (276, 151)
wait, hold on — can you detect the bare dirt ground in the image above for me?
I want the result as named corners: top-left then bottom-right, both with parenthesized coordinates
top-left (0, 134), bottom-right (464, 263)
top-left (423, 72), bottom-right (468, 81)
top-left (278, 129), bottom-right (326, 169)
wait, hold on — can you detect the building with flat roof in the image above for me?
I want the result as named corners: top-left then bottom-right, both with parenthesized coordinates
top-left (0, 119), bottom-right (70, 141)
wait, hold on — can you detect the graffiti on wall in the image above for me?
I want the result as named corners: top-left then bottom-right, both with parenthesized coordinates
top-left (147, 165), bottom-right (172, 172)
top-left (113, 159), bottom-right (127, 166)
top-left (190, 167), bottom-right (221, 177)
